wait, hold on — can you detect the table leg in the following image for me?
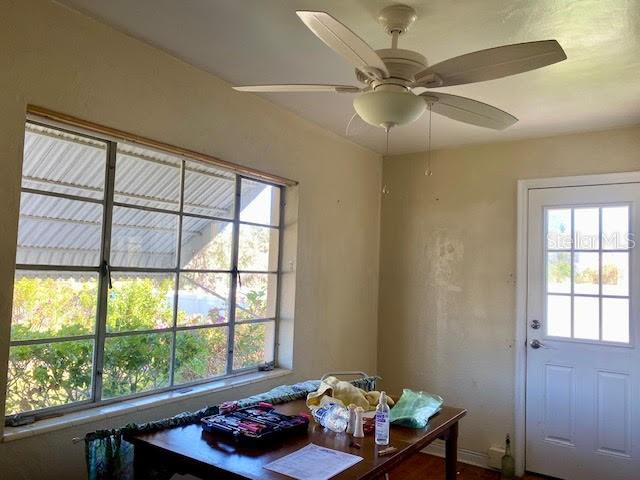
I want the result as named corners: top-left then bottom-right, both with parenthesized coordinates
top-left (444, 422), bottom-right (459, 480)
top-left (133, 444), bottom-right (150, 480)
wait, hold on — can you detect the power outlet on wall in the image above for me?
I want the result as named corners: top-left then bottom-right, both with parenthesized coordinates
top-left (487, 446), bottom-right (506, 470)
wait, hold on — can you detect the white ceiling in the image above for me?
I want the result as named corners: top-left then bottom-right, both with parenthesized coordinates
top-left (58, 0), bottom-right (640, 155)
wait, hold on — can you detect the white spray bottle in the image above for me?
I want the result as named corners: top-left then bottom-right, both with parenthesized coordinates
top-left (375, 391), bottom-right (390, 445)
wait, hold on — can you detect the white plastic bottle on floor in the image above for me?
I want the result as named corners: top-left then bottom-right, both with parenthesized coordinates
top-left (375, 391), bottom-right (390, 445)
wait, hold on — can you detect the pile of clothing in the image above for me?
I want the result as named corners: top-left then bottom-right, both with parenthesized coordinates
top-left (307, 376), bottom-right (444, 429)
top-left (306, 376), bottom-right (394, 411)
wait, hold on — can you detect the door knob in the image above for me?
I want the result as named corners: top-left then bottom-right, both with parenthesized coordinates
top-left (530, 339), bottom-right (546, 349)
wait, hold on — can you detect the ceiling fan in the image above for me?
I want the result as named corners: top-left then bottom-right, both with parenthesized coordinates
top-left (233, 4), bottom-right (567, 133)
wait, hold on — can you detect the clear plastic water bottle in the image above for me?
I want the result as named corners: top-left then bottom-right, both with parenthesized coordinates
top-left (375, 391), bottom-right (390, 445)
top-left (312, 403), bottom-right (349, 433)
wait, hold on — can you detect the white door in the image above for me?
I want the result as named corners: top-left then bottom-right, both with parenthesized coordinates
top-left (525, 183), bottom-right (640, 480)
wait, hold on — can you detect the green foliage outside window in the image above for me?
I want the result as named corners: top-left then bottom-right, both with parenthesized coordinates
top-left (7, 275), bottom-right (270, 415)
top-left (548, 253), bottom-right (620, 286)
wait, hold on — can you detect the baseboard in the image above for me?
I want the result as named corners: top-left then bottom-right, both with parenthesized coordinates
top-left (421, 439), bottom-right (492, 470)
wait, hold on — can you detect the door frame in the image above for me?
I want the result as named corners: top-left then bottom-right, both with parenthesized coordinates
top-left (514, 171), bottom-right (640, 476)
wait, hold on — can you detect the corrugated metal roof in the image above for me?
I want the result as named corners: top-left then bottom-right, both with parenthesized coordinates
top-left (17, 125), bottom-right (263, 268)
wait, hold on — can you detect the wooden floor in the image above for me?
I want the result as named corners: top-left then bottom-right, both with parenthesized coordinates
top-left (388, 453), bottom-right (546, 480)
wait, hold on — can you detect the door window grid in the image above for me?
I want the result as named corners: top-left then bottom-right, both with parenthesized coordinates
top-left (6, 122), bottom-right (283, 418)
top-left (545, 206), bottom-right (631, 343)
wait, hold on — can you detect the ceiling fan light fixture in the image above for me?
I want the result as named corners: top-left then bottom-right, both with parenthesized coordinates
top-left (353, 90), bottom-right (426, 128)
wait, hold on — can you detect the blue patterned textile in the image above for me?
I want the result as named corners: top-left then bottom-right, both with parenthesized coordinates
top-left (236, 379), bottom-right (320, 407)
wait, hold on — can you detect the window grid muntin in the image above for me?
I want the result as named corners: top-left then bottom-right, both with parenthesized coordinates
top-left (225, 176), bottom-right (242, 377)
top-left (544, 204), bottom-right (631, 344)
top-left (6, 121), bottom-right (283, 419)
top-left (9, 317), bottom-right (278, 343)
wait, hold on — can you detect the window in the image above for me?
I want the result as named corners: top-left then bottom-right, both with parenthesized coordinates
top-left (545, 206), bottom-right (630, 343)
top-left (6, 122), bottom-right (283, 417)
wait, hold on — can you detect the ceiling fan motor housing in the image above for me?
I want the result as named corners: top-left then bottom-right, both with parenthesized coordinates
top-left (355, 49), bottom-right (427, 86)
top-left (380, 49), bottom-right (427, 82)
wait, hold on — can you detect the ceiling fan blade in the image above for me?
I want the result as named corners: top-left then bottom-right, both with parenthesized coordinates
top-left (296, 11), bottom-right (389, 79)
top-left (414, 40), bottom-right (566, 87)
top-left (421, 92), bottom-right (518, 130)
top-left (233, 84), bottom-right (361, 93)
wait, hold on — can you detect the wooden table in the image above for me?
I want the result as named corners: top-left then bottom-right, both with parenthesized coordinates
top-left (127, 400), bottom-right (466, 480)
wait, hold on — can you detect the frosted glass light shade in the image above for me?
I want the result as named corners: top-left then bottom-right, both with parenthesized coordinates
top-left (353, 91), bottom-right (426, 128)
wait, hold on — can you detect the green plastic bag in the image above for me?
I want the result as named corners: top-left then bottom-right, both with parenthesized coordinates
top-left (389, 388), bottom-right (444, 428)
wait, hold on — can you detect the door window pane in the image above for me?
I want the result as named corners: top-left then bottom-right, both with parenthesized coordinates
top-left (574, 252), bottom-right (599, 295)
top-left (184, 162), bottom-right (235, 218)
top-left (240, 179), bottom-right (280, 226)
top-left (547, 252), bottom-right (571, 293)
top-left (107, 273), bottom-right (175, 332)
top-left (6, 339), bottom-right (94, 415)
top-left (110, 206), bottom-right (178, 268)
top-left (177, 273), bottom-right (230, 326)
top-left (573, 296), bottom-right (599, 340)
top-left (574, 208), bottom-right (599, 250)
top-left (547, 209), bottom-right (571, 250)
top-left (233, 321), bottom-right (275, 370)
top-left (238, 225), bottom-right (279, 271)
top-left (16, 193), bottom-right (103, 266)
top-left (174, 327), bottom-right (228, 384)
top-left (11, 271), bottom-right (98, 341)
top-left (602, 252), bottom-right (629, 296)
top-left (547, 295), bottom-right (571, 337)
top-left (236, 273), bottom-right (278, 320)
top-left (115, 145), bottom-right (181, 210)
top-left (22, 124), bottom-right (106, 200)
top-left (102, 332), bottom-right (172, 399)
top-left (180, 217), bottom-right (232, 270)
top-left (602, 298), bottom-right (629, 343)
top-left (602, 206), bottom-right (629, 250)
top-left (544, 205), bottom-right (631, 344)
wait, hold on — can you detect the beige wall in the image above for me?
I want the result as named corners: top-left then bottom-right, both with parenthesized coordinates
top-left (0, 0), bottom-right (381, 477)
top-left (3, 0), bottom-right (640, 477)
top-left (378, 125), bottom-right (640, 458)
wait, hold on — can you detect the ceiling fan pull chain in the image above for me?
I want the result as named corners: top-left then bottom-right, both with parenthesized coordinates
top-left (385, 126), bottom-right (390, 155)
top-left (425, 105), bottom-right (433, 177)
top-left (345, 112), bottom-right (359, 136)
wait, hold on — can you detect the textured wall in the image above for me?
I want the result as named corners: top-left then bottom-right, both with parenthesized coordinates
top-left (0, 0), bottom-right (381, 477)
top-left (378, 126), bottom-right (640, 458)
top-left (4, 1), bottom-right (640, 477)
